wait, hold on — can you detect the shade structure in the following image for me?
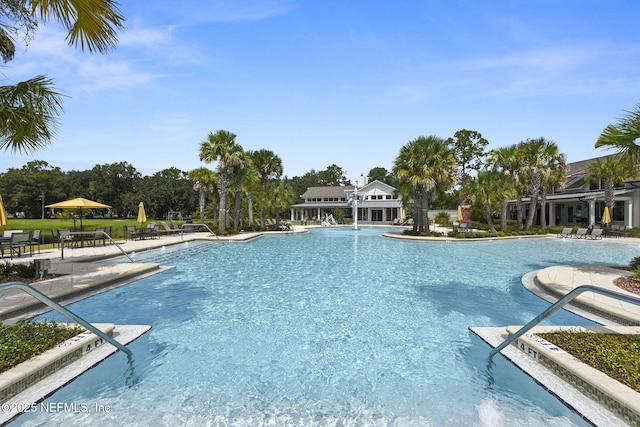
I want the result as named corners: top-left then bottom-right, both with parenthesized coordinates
top-left (46, 197), bottom-right (111, 230)
top-left (601, 206), bottom-right (611, 225)
top-left (0, 194), bottom-right (7, 227)
top-left (137, 202), bottom-right (147, 224)
top-left (457, 205), bottom-right (463, 222)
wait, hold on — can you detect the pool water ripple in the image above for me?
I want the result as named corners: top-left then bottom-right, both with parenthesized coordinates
top-left (12, 228), bottom-right (640, 426)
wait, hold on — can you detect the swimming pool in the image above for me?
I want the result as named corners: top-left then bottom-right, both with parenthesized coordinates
top-left (10, 228), bottom-right (640, 426)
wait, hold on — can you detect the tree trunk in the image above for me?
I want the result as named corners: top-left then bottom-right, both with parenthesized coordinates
top-left (233, 177), bottom-right (242, 230)
top-left (499, 200), bottom-right (508, 232)
top-left (516, 195), bottom-right (524, 229)
top-left (248, 191), bottom-right (255, 230)
top-left (198, 186), bottom-right (206, 224)
top-left (524, 194), bottom-right (538, 231)
top-left (218, 173), bottom-right (228, 233)
top-left (485, 203), bottom-right (496, 232)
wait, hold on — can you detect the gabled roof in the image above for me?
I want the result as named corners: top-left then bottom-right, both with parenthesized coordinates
top-left (359, 180), bottom-right (396, 194)
top-left (300, 185), bottom-right (355, 198)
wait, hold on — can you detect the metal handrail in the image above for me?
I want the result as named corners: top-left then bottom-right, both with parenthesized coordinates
top-left (0, 282), bottom-right (132, 358)
top-left (62, 231), bottom-right (134, 262)
top-left (180, 223), bottom-right (219, 240)
top-left (489, 284), bottom-right (640, 361)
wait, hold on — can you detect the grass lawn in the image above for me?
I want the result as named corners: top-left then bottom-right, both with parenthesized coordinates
top-left (0, 218), bottom-right (185, 244)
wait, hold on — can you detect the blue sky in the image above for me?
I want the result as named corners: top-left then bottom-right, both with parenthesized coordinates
top-left (2, 0), bottom-right (640, 180)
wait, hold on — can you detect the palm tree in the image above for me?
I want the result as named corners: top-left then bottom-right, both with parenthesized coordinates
top-left (272, 179), bottom-right (296, 225)
top-left (585, 155), bottom-right (638, 220)
top-left (595, 104), bottom-right (640, 166)
top-left (188, 167), bottom-right (216, 224)
top-left (250, 149), bottom-right (283, 226)
top-left (486, 145), bottom-right (522, 230)
top-left (241, 160), bottom-right (259, 230)
top-left (199, 130), bottom-right (244, 233)
top-left (0, 0), bottom-right (124, 153)
top-left (517, 138), bottom-right (565, 230)
top-left (465, 171), bottom-right (502, 232)
top-left (229, 151), bottom-right (249, 230)
top-left (392, 135), bottom-right (457, 233)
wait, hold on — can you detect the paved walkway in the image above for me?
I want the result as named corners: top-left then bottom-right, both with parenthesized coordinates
top-left (531, 264), bottom-right (640, 325)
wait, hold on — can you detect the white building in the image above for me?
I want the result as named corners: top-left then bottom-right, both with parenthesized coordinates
top-left (291, 175), bottom-right (404, 224)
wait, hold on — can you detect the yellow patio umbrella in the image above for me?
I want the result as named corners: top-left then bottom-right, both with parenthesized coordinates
top-left (601, 206), bottom-right (611, 225)
top-left (0, 194), bottom-right (7, 227)
top-left (46, 197), bottom-right (111, 230)
top-left (457, 205), bottom-right (463, 222)
top-left (137, 201), bottom-right (147, 225)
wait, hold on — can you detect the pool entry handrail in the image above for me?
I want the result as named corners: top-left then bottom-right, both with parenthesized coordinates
top-left (180, 223), bottom-right (219, 240)
top-left (489, 284), bottom-right (640, 361)
top-left (62, 231), bottom-right (134, 262)
top-left (0, 282), bottom-right (132, 358)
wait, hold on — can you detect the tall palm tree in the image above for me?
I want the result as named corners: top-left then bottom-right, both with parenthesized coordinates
top-left (250, 149), bottom-right (283, 226)
top-left (585, 155), bottom-right (638, 219)
top-left (199, 130), bottom-right (244, 233)
top-left (0, 0), bottom-right (124, 153)
top-left (486, 144), bottom-right (522, 229)
top-left (595, 104), bottom-right (640, 166)
top-left (241, 160), bottom-right (259, 230)
top-left (393, 135), bottom-right (457, 233)
top-left (188, 167), bottom-right (216, 224)
top-left (518, 138), bottom-right (565, 230)
top-left (229, 151), bottom-right (249, 230)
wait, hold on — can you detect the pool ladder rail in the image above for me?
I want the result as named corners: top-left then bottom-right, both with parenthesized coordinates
top-left (0, 282), bottom-right (132, 358)
top-left (489, 284), bottom-right (640, 361)
top-left (180, 223), bottom-right (219, 240)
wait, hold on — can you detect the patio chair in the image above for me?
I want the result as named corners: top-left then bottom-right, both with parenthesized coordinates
top-left (8, 231), bottom-right (32, 259)
top-left (55, 229), bottom-right (77, 248)
top-left (572, 228), bottom-right (588, 239)
top-left (30, 229), bottom-right (41, 253)
top-left (586, 228), bottom-right (604, 240)
top-left (91, 227), bottom-right (107, 246)
top-left (557, 227), bottom-right (573, 238)
top-left (124, 225), bottom-right (142, 240)
top-left (145, 223), bottom-right (160, 239)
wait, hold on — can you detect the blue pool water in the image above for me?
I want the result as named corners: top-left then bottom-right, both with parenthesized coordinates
top-left (11, 228), bottom-right (640, 426)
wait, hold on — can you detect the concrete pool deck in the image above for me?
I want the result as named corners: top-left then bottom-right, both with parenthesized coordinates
top-left (0, 229), bottom-right (639, 425)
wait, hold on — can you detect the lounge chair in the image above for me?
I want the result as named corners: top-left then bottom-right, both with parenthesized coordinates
top-left (586, 228), bottom-right (604, 240)
top-left (160, 221), bottom-right (181, 235)
top-left (572, 228), bottom-right (588, 239)
top-left (557, 227), bottom-right (573, 238)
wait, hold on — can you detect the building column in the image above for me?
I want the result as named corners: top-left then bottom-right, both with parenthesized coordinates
top-left (588, 199), bottom-right (596, 226)
top-left (548, 202), bottom-right (556, 227)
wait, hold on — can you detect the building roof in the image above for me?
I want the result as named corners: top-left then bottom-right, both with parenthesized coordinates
top-left (300, 185), bottom-right (355, 199)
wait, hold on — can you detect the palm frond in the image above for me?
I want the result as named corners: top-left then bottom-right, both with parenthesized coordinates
top-left (0, 75), bottom-right (64, 153)
top-left (28, 0), bottom-right (124, 54)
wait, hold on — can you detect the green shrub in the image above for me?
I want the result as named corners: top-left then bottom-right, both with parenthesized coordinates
top-left (0, 320), bottom-right (84, 372)
top-left (435, 211), bottom-right (450, 226)
top-left (539, 330), bottom-right (640, 393)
